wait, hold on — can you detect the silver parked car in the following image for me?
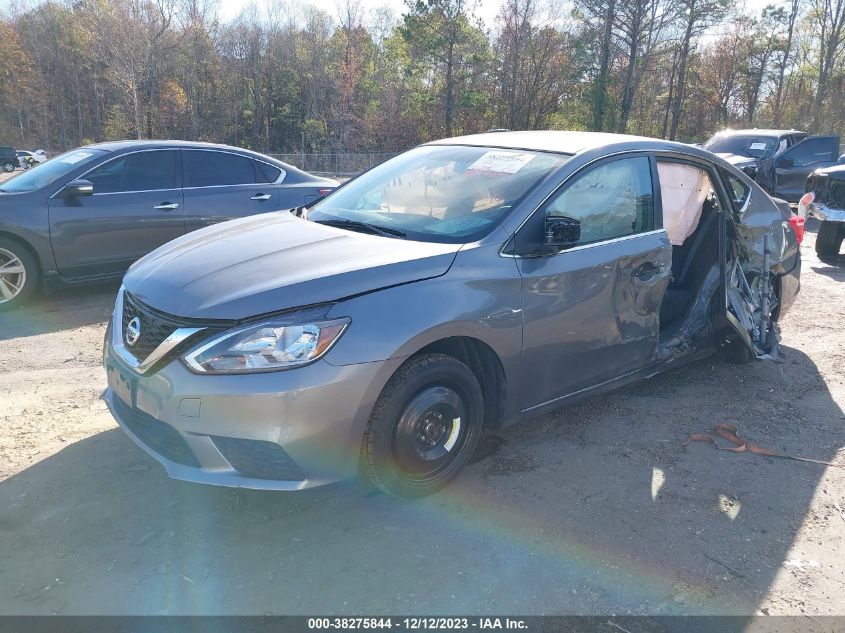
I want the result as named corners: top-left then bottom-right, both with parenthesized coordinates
top-left (103, 131), bottom-right (801, 497)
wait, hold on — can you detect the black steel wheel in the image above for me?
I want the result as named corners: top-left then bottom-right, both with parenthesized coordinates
top-left (363, 353), bottom-right (483, 498)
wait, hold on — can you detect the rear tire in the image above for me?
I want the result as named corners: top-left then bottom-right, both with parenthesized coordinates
top-left (816, 221), bottom-right (843, 259)
top-left (2, 161), bottom-right (14, 173)
top-left (0, 237), bottom-right (39, 311)
top-left (363, 353), bottom-right (484, 498)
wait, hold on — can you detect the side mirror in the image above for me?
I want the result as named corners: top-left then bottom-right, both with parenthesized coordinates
top-left (544, 216), bottom-right (581, 249)
top-left (60, 179), bottom-right (94, 197)
top-left (778, 156), bottom-right (794, 169)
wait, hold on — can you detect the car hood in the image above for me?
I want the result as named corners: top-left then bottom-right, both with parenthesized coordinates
top-left (715, 152), bottom-right (758, 168)
top-left (813, 163), bottom-right (845, 177)
top-left (123, 212), bottom-right (462, 321)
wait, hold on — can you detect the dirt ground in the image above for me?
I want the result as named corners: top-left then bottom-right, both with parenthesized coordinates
top-left (0, 210), bottom-right (843, 615)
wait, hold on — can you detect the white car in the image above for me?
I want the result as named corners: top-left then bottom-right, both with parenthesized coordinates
top-left (16, 150), bottom-right (47, 169)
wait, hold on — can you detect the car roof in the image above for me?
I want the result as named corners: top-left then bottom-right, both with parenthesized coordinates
top-left (709, 129), bottom-right (805, 138)
top-left (76, 139), bottom-right (324, 181)
top-left (83, 139), bottom-right (256, 152)
top-left (426, 130), bottom-right (702, 156)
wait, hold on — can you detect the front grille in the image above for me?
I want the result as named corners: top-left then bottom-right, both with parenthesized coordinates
top-left (741, 165), bottom-right (758, 179)
top-left (113, 396), bottom-right (200, 467)
top-left (829, 180), bottom-right (845, 210)
top-left (210, 436), bottom-right (305, 481)
top-left (121, 292), bottom-right (183, 362)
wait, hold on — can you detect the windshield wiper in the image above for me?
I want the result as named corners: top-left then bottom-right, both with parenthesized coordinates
top-left (314, 218), bottom-right (406, 239)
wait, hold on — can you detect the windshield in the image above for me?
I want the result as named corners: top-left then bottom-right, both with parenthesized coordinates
top-left (307, 145), bottom-right (568, 243)
top-left (703, 135), bottom-right (777, 159)
top-left (0, 148), bottom-right (107, 193)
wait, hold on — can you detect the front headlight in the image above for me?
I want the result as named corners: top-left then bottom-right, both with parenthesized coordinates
top-left (182, 316), bottom-right (350, 374)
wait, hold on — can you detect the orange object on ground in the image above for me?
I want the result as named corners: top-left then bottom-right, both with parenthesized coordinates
top-left (683, 422), bottom-right (840, 466)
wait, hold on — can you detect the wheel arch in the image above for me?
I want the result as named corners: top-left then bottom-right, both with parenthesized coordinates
top-left (0, 230), bottom-right (42, 275)
top-left (407, 336), bottom-right (507, 431)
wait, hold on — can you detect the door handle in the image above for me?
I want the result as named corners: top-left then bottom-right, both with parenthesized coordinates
top-left (154, 202), bottom-right (180, 210)
top-left (251, 193), bottom-right (272, 201)
top-left (632, 262), bottom-right (665, 281)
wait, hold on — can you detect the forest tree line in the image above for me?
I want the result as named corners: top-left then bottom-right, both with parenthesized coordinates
top-left (1, 0), bottom-right (845, 155)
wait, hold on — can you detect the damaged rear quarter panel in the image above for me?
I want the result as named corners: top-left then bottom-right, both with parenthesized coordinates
top-left (732, 190), bottom-right (799, 277)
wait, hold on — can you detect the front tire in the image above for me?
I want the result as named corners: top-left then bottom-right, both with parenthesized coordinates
top-left (363, 353), bottom-right (484, 498)
top-left (0, 237), bottom-right (39, 311)
top-left (720, 337), bottom-right (755, 364)
top-left (2, 161), bottom-right (14, 173)
top-left (816, 221), bottom-right (843, 259)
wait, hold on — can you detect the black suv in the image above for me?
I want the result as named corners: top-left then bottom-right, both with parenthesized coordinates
top-left (0, 146), bottom-right (16, 173)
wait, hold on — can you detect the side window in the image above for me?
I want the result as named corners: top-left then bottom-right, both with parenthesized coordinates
top-left (723, 171), bottom-right (750, 212)
top-left (780, 138), bottom-right (836, 168)
top-left (545, 156), bottom-right (654, 246)
top-left (183, 150), bottom-right (259, 187)
top-left (253, 160), bottom-right (282, 183)
top-left (87, 151), bottom-right (176, 194)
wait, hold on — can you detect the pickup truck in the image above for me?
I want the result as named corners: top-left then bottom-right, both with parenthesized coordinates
top-left (703, 129), bottom-right (843, 203)
top-left (801, 166), bottom-right (845, 258)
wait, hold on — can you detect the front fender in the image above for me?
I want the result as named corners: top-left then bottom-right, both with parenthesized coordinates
top-left (0, 211), bottom-right (57, 275)
top-left (323, 241), bottom-right (524, 418)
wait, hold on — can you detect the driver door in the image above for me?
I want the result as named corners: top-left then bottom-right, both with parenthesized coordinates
top-left (48, 149), bottom-right (185, 278)
top-left (514, 154), bottom-right (672, 411)
top-left (774, 136), bottom-right (840, 201)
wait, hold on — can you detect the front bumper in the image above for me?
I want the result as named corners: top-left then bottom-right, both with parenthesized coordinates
top-left (104, 339), bottom-right (399, 490)
top-left (807, 201), bottom-right (845, 223)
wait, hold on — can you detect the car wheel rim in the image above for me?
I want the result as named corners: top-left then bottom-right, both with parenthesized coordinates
top-left (390, 385), bottom-right (469, 483)
top-left (0, 247), bottom-right (26, 304)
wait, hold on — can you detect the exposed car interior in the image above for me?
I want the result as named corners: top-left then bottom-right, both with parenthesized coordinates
top-left (657, 162), bottom-right (721, 329)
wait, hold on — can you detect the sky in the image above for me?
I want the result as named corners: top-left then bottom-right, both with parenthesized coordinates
top-left (217, 0), bottom-right (778, 30)
top-left (217, 0), bottom-right (502, 27)
top-left (0, 0), bottom-right (787, 28)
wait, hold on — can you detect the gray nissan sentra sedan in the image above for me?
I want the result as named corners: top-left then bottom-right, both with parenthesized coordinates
top-left (103, 131), bottom-right (801, 497)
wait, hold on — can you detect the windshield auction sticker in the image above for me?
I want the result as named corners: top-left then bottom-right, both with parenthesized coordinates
top-left (60, 151), bottom-right (94, 164)
top-left (467, 151), bottom-right (534, 175)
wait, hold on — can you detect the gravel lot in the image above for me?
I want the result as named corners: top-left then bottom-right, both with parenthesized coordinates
top-left (0, 190), bottom-right (843, 615)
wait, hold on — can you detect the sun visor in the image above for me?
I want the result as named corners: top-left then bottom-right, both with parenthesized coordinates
top-left (658, 162), bottom-right (710, 245)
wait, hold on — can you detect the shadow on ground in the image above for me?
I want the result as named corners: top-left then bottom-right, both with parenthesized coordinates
top-left (0, 281), bottom-right (118, 341)
top-left (1, 344), bottom-right (842, 615)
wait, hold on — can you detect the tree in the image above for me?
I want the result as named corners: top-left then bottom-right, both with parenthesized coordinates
top-left (400, 0), bottom-right (486, 136)
top-left (2, 0), bottom-right (845, 156)
top-left (809, 0), bottom-right (845, 130)
top-left (494, 0), bottom-right (570, 129)
top-left (742, 11), bottom-right (780, 126)
top-left (574, 0), bottom-right (617, 131)
top-left (771, 0), bottom-right (802, 127)
top-left (667, 0), bottom-right (729, 139)
top-left (614, 0), bottom-right (675, 133)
